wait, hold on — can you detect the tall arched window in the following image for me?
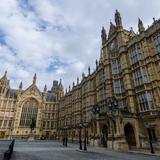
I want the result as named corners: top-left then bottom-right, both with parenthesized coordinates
top-left (19, 98), bottom-right (38, 127)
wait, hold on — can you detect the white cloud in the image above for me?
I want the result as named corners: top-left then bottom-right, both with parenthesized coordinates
top-left (0, 0), bottom-right (160, 90)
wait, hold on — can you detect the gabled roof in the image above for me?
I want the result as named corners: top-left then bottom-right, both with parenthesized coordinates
top-left (45, 92), bottom-right (56, 102)
top-left (6, 89), bottom-right (18, 98)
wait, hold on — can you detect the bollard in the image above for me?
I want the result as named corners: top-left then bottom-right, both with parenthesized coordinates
top-left (3, 139), bottom-right (15, 160)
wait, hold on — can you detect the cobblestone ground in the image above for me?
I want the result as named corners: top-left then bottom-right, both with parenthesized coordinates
top-left (10, 140), bottom-right (159, 160)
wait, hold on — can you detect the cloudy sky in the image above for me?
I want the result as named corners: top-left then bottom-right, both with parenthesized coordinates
top-left (0, 0), bottom-right (160, 91)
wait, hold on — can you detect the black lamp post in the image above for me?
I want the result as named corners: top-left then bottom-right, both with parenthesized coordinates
top-left (64, 126), bottom-right (68, 147)
top-left (79, 123), bottom-right (82, 150)
top-left (146, 126), bottom-right (155, 154)
top-left (62, 128), bottom-right (65, 146)
top-left (107, 97), bottom-right (118, 149)
top-left (83, 122), bottom-right (88, 151)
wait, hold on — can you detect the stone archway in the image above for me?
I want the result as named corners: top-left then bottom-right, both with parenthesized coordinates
top-left (101, 124), bottom-right (108, 147)
top-left (124, 123), bottom-right (136, 149)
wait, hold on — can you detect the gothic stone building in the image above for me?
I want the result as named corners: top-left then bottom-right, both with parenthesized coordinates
top-left (0, 10), bottom-right (160, 152)
top-left (58, 10), bottom-right (160, 151)
top-left (0, 72), bottom-right (64, 139)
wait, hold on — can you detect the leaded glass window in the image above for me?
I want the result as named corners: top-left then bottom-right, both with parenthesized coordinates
top-left (19, 98), bottom-right (38, 127)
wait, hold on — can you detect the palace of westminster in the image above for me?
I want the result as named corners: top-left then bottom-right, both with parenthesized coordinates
top-left (0, 10), bottom-right (160, 151)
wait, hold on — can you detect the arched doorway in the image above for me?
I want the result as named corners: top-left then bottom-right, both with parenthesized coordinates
top-left (124, 123), bottom-right (136, 149)
top-left (101, 125), bottom-right (108, 147)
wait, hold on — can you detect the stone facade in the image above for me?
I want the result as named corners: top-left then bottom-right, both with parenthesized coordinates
top-left (58, 10), bottom-right (160, 151)
top-left (0, 72), bottom-right (64, 139)
top-left (0, 10), bottom-right (160, 152)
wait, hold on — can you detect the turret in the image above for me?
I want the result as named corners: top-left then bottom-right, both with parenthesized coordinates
top-left (82, 72), bottom-right (85, 79)
top-left (51, 80), bottom-right (59, 93)
top-left (73, 82), bottom-right (75, 88)
top-left (58, 79), bottom-right (64, 99)
top-left (43, 84), bottom-right (47, 93)
top-left (77, 77), bottom-right (79, 85)
top-left (115, 9), bottom-right (123, 27)
top-left (33, 73), bottom-right (37, 85)
top-left (0, 71), bottom-right (10, 96)
top-left (96, 59), bottom-right (98, 68)
top-left (138, 18), bottom-right (145, 33)
top-left (101, 26), bottom-right (107, 44)
top-left (88, 66), bottom-right (91, 75)
top-left (19, 81), bottom-right (23, 90)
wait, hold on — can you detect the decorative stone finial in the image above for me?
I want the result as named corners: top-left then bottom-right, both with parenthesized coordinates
top-left (96, 59), bottom-right (98, 67)
top-left (60, 79), bottom-right (62, 84)
top-left (88, 66), bottom-right (91, 75)
top-left (19, 81), bottom-right (23, 90)
top-left (33, 73), bottom-right (37, 84)
top-left (82, 72), bottom-right (85, 79)
top-left (4, 71), bottom-right (7, 77)
top-left (101, 26), bottom-right (107, 44)
top-left (138, 18), bottom-right (145, 33)
top-left (44, 84), bottom-right (47, 92)
top-left (77, 77), bottom-right (79, 85)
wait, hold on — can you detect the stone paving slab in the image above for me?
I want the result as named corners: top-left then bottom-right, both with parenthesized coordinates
top-left (10, 140), bottom-right (160, 160)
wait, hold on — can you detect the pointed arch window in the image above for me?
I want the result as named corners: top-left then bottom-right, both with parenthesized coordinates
top-left (19, 98), bottom-right (38, 127)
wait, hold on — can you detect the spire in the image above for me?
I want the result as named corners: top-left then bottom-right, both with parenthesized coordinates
top-left (88, 66), bottom-right (91, 75)
top-left (19, 81), bottom-right (23, 90)
top-left (73, 82), bottom-right (75, 87)
top-left (59, 79), bottom-right (63, 88)
top-left (44, 84), bottom-right (47, 92)
top-left (82, 72), bottom-right (85, 79)
top-left (59, 79), bottom-right (62, 85)
top-left (1, 70), bottom-right (7, 80)
top-left (101, 26), bottom-right (107, 44)
top-left (96, 59), bottom-right (98, 68)
top-left (4, 71), bottom-right (7, 78)
top-left (138, 18), bottom-right (145, 33)
top-left (33, 73), bottom-right (37, 85)
top-left (77, 77), bottom-right (79, 85)
top-left (69, 85), bottom-right (71, 91)
top-left (115, 9), bottom-right (122, 27)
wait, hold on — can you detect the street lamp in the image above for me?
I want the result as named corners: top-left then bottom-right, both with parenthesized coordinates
top-left (64, 126), bottom-right (68, 147)
top-left (146, 126), bottom-right (155, 154)
top-left (140, 115), bottom-right (155, 154)
top-left (107, 97), bottom-right (118, 149)
top-left (62, 128), bottom-right (65, 146)
top-left (83, 122), bottom-right (88, 151)
top-left (93, 104), bottom-right (100, 116)
top-left (79, 123), bottom-right (82, 150)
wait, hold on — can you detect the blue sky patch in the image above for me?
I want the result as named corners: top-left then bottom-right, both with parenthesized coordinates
top-left (18, 0), bottom-right (35, 12)
top-left (0, 30), bottom-right (6, 45)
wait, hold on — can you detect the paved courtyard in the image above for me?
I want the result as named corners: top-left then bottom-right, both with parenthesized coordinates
top-left (8, 140), bottom-right (159, 160)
